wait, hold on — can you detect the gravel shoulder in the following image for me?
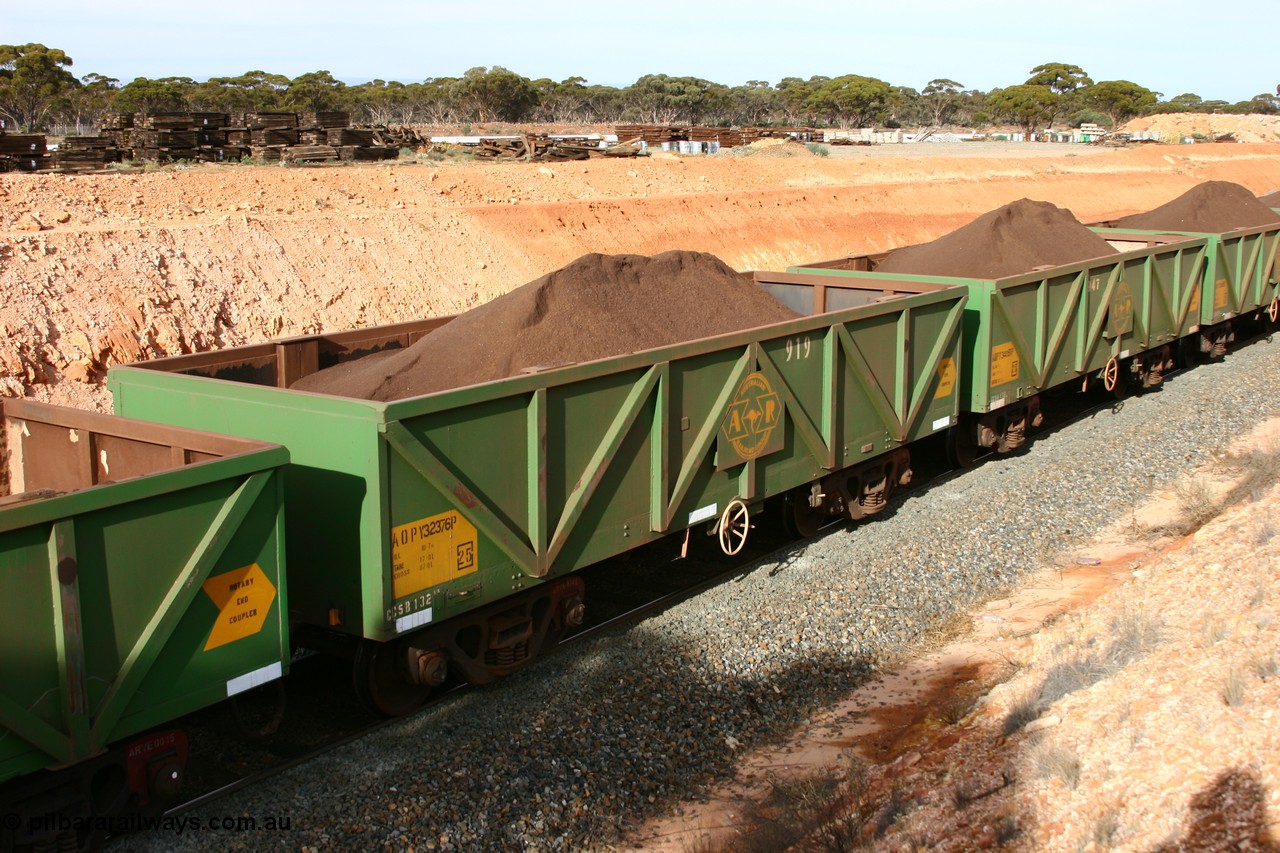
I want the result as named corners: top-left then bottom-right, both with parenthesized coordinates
top-left (108, 332), bottom-right (1280, 853)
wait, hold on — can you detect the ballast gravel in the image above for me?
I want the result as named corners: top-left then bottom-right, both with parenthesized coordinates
top-left (113, 335), bottom-right (1280, 853)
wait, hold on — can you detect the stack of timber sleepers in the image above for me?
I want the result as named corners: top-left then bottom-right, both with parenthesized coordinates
top-left (300, 111), bottom-right (349, 128)
top-left (282, 145), bottom-right (340, 164)
top-left (52, 136), bottom-right (119, 172)
top-left (133, 128), bottom-right (199, 161)
top-left (613, 124), bottom-right (822, 150)
top-left (0, 133), bottom-right (50, 172)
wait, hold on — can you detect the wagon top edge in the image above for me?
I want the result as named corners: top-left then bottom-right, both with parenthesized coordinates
top-left (108, 284), bottom-right (967, 415)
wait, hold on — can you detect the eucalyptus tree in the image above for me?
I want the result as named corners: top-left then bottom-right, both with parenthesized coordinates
top-left (1080, 80), bottom-right (1158, 127)
top-left (63, 72), bottom-right (118, 134)
top-left (985, 84), bottom-right (1058, 133)
top-left (0, 43), bottom-right (79, 131)
top-left (922, 78), bottom-right (965, 126)
top-left (622, 75), bottom-right (731, 124)
top-left (113, 76), bottom-right (197, 115)
top-left (286, 70), bottom-right (347, 112)
top-left (804, 74), bottom-right (893, 128)
top-left (458, 66), bottom-right (539, 122)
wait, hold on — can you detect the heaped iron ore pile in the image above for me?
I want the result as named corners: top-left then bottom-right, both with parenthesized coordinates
top-left (292, 250), bottom-right (800, 400)
top-left (1109, 180), bottom-right (1280, 231)
top-left (1260, 189), bottom-right (1280, 208)
top-left (873, 199), bottom-right (1118, 279)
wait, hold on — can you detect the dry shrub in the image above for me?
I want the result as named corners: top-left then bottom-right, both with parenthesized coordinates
top-left (1004, 608), bottom-right (1163, 735)
top-left (728, 758), bottom-right (875, 853)
top-left (1089, 805), bottom-right (1123, 848)
top-left (1222, 666), bottom-right (1248, 707)
top-left (932, 693), bottom-right (978, 726)
top-left (1198, 616), bottom-right (1230, 648)
top-left (1032, 741), bottom-right (1082, 789)
top-left (1225, 437), bottom-right (1280, 503)
top-left (1171, 476), bottom-right (1221, 532)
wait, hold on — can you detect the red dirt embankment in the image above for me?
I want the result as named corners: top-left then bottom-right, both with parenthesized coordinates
top-left (3, 142), bottom-right (1280, 410)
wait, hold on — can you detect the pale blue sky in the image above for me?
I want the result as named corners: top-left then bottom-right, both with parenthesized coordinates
top-left (8, 1), bottom-right (1275, 103)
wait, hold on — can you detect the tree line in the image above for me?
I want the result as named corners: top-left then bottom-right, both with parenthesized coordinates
top-left (2, 44), bottom-right (1278, 136)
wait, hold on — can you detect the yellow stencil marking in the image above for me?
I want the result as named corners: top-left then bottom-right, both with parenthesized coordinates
top-left (391, 510), bottom-right (478, 599)
top-left (721, 372), bottom-right (782, 461)
top-left (1109, 279), bottom-right (1134, 336)
top-left (990, 342), bottom-right (1019, 387)
top-left (203, 564), bottom-right (276, 651)
top-left (933, 357), bottom-right (956, 399)
top-left (1213, 278), bottom-right (1230, 312)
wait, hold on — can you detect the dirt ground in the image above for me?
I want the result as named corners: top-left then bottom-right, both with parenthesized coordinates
top-left (3, 124), bottom-right (1280, 414)
top-left (620, 421), bottom-right (1280, 853)
top-left (1118, 113), bottom-right (1280, 144)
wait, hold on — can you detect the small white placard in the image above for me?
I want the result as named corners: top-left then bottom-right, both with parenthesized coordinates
top-left (688, 503), bottom-right (718, 525)
top-left (226, 661), bottom-right (283, 697)
top-left (1120, 349), bottom-right (1130, 359)
top-left (932, 415), bottom-right (951, 431)
top-left (990, 397), bottom-right (1006, 410)
top-left (396, 607), bottom-right (434, 634)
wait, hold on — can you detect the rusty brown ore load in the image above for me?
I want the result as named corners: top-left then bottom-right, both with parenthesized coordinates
top-left (1257, 189), bottom-right (1280, 209)
top-left (1109, 181), bottom-right (1280, 232)
top-left (873, 198), bottom-right (1118, 279)
top-left (292, 250), bottom-right (801, 400)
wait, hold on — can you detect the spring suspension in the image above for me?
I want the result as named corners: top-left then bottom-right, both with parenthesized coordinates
top-left (1003, 422), bottom-right (1027, 450)
top-left (1142, 359), bottom-right (1164, 389)
top-left (856, 474), bottom-right (888, 512)
top-left (485, 641), bottom-right (530, 668)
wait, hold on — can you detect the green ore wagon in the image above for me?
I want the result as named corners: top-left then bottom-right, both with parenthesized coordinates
top-left (777, 234), bottom-right (1211, 460)
top-left (109, 282), bottom-right (966, 715)
top-left (0, 399), bottom-right (287, 847)
top-left (1090, 222), bottom-right (1280, 358)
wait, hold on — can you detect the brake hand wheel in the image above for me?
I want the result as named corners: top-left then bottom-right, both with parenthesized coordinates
top-left (718, 499), bottom-right (750, 556)
top-left (1103, 356), bottom-right (1120, 392)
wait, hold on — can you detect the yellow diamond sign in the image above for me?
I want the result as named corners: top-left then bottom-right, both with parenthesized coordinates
top-left (202, 563), bottom-right (276, 651)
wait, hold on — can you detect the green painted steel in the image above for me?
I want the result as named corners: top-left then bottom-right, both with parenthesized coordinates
top-left (108, 288), bottom-right (966, 643)
top-left (784, 236), bottom-right (1210, 412)
top-left (0, 401), bottom-right (288, 784)
top-left (1092, 224), bottom-right (1280, 327)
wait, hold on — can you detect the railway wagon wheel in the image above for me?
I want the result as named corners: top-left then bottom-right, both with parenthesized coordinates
top-left (353, 640), bottom-right (432, 717)
top-left (947, 423), bottom-right (983, 469)
top-left (1178, 334), bottom-right (1204, 368)
top-left (230, 679), bottom-right (287, 739)
top-left (718, 499), bottom-right (751, 555)
top-left (1269, 297), bottom-right (1279, 326)
top-left (782, 488), bottom-right (824, 539)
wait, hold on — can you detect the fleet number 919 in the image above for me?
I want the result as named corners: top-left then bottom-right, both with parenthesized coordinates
top-left (785, 336), bottom-right (812, 361)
